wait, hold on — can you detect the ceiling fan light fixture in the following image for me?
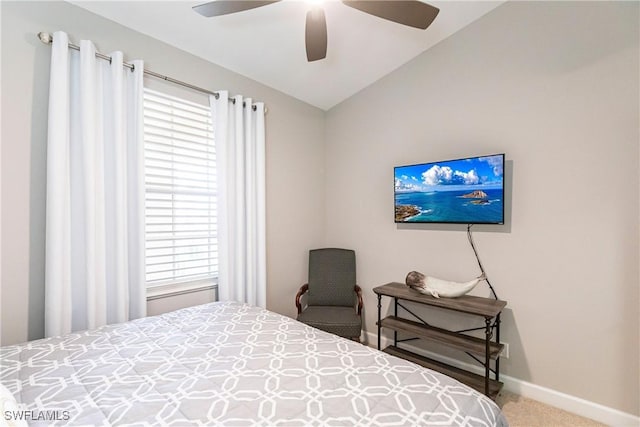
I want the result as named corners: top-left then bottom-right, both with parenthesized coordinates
top-left (193, 0), bottom-right (439, 62)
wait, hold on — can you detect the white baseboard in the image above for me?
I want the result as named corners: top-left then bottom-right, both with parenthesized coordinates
top-left (363, 331), bottom-right (639, 427)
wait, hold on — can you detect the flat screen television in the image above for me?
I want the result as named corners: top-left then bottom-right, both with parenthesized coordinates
top-left (394, 154), bottom-right (505, 224)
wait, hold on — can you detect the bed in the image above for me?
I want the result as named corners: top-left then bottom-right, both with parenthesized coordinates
top-left (1, 301), bottom-right (508, 426)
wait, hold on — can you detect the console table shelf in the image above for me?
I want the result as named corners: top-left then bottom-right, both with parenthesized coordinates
top-left (373, 282), bottom-right (507, 399)
top-left (383, 346), bottom-right (503, 399)
top-left (379, 316), bottom-right (504, 359)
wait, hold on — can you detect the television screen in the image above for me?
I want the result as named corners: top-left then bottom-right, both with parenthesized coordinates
top-left (394, 154), bottom-right (504, 224)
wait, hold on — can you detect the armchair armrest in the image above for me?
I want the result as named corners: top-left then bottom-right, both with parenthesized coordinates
top-left (354, 285), bottom-right (363, 316)
top-left (295, 284), bottom-right (309, 314)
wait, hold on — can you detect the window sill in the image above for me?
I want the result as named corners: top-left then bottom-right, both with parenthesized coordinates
top-left (147, 279), bottom-right (218, 301)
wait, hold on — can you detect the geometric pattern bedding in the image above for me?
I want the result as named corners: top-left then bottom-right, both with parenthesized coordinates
top-left (1, 302), bottom-right (508, 426)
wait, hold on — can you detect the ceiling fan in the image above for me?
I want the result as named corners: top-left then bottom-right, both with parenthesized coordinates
top-left (193, 0), bottom-right (440, 62)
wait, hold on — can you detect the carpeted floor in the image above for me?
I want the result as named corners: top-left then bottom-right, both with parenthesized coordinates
top-left (496, 391), bottom-right (607, 427)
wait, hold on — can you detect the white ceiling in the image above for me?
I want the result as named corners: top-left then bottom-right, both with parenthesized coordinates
top-left (70, 1), bottom-right (504, 110)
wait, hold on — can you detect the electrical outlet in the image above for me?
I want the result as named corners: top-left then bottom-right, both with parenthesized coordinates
top-left (500, 342), bottom-right (509, 359)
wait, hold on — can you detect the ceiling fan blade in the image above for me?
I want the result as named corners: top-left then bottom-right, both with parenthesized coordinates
top-left (342, 0), bottom-right (439, 30)
top-left (305, 8), bottom-right (328, 62)
top-left (193, 1), bottom-right (280, 17)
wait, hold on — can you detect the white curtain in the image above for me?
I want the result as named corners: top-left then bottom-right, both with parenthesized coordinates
top-left (45, 31), bottom-right (146, 337)
top-left (210, 91), bottom-right (267, 308)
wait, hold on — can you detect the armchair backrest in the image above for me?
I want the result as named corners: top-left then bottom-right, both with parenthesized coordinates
top-left (307, 248), bottom-right (356, 307)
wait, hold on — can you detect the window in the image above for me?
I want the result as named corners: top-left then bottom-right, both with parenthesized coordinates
top-left (143, 88), bottom-right (217, 290)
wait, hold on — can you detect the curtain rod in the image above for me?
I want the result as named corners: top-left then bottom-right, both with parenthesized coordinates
top-left (37, 32), bottom-right (266, 112)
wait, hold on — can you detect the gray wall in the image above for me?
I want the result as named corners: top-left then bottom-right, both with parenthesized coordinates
top-left (0, 0), bottom-right (326, 345)
top-left (325, 1), bottom-right (639, 416)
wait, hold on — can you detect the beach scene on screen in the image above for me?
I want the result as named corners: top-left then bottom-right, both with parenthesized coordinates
top-left (394, 155), bottom-right (504, 224)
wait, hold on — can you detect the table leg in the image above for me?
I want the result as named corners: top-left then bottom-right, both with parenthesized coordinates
top-left (394, 297), bottom-right (398, 346)
top-left (484, 317), bottom-right (492, 396)
top-left (377, 294), bottom-right (382, 350)
top-left (496, 313), bottom-right (501, 382)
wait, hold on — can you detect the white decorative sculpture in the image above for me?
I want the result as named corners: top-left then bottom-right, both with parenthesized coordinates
top-left (405, 271), bottom-right (485, 298)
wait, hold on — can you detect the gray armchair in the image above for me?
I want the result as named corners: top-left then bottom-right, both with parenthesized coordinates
top-left (295, 248), bottom-right (363, 341)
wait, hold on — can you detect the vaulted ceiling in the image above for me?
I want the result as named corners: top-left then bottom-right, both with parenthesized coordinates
top-left (70, 1), bottom-right (503, 110)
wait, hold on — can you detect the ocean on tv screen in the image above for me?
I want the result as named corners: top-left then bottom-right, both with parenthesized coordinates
top-left (394, 154), bottom-right (504, 224)
top-left (395, 187), bottom-right (503, 223)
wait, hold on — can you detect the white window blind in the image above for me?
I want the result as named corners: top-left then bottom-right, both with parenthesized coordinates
top-left (143, 88), bottom-right (217, 287)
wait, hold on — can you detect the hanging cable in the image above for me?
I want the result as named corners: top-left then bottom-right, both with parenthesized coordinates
top-left (467, 224), bottom-right (498, 300)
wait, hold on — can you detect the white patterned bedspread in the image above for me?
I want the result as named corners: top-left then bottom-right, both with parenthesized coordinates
top-left (1, 302), bottom-right (508, 426)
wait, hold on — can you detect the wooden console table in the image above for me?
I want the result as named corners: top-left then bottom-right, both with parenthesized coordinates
top-left (373, 282), bottom-right (507, 399)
